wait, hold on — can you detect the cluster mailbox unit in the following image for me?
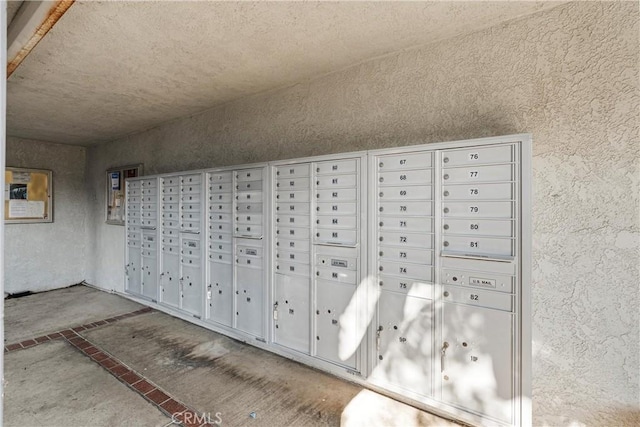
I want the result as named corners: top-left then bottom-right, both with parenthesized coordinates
top-left (124, 134), bottom-right (531, 427)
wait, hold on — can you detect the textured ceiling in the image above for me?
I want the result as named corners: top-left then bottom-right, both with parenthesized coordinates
top-left (7, 1), bottom-right (563, 146)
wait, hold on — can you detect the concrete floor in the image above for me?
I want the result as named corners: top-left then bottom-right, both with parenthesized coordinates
top-left (4, 285), bottom-right (457, 427)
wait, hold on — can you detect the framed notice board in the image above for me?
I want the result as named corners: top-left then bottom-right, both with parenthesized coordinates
top-left (4, 167), bottom-right (53, 224)
top-left (106, 164), bottom-right (142, 225)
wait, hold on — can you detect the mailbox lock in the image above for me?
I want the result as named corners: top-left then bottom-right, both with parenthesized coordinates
top-left (443, 224), bottom-right (449, 230)
top-left (443, 191), bottom-right (450, 197)
top-left (379, 192), bottom-right (384, 197)
top-left (443, 291), bottom-right (450, 297)
top-left (443, 208), bottom-right (450, 213)
top-left (443, 174), bottom-right (450, 180)
top-left (443, 157), bottom-right (449, 163)
top-left (379, 222), bottom-right (384, 227)
top-left (443, 241), bottom-right (450, 247)
top-left (452, 276), bottom-right (458, 282)
top-left (379, 177), bottom-right (384, 183)
top-left (379, 162), bottom-right (384, 168)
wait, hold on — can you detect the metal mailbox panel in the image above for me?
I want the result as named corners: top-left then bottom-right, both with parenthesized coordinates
top-left (443, 219), bottom-right (514, 237)
top-left (237, 191), bottom-right (263, 203)
top-left (274, 274), bottom-right (311, 354)
top-left (128, 217), bottom-right (140, 227)
top-left (316, 174), bottom-right (357, 189)
top-left (378, 201), bottom-right (432, 217)
top-left (180, 255), bottom-right (201, 268)
top-left (236, 168), bottom-right (263, 182)
top-left (316, 202), bottom-right (357, 215)
top-left (128, 203), bottom-right (140, 212)
top-left (315, 266), bottom-right (357, 285)
top-left (163, 228), bottom-right (178, 238)
top-left (209, 222), bottom-right (232, 234)
top-left (378, 216), bottom-right (433, 233)
top-left (378, 185), bottom-right (432, 201)
top-left (210, 202), bottom-right (233, 213)
top-left (276, 261), bottom-right (310, 277)
top-left (315, 215), bottom-right (357, 229)
top-left (163, 245), bottom-right (179, 255)
top-left (377, 275), bottom-right (434, 296)
top-left (160, 253), bottom-right (180, 308)
top-left (378, 246), bottom-right (434, 265)
top-left (276, 250), bottom-right (310, 265)
top-left (209, 182), bottom-right (233, 193)
top-left (128, 181), bottom-right (141, 189)
top-left (128, 195), bottom-right (141, 204)
top-left (378, 231), bottom-right (433, 249)
top-left (276, 202), bottom-right (310, 215)
top-left (377, 152), bottom-right (433, 171)
top-left (315, 159), bottom-right (357, 175)
top-left (442, 145), bottom-right (514, 167)
top-left (210, 192), bottom-right (233, 203)
top-left (443, 201), bottom-right (513, 219)
top-left (236, 181), bottom-right (262, 192)
top-left (210, 232), bottom-right (232, 244)
top-left (373, 292), bottom-right (433, 398)
top-left (276, 238), bottom-right (310, 253)
top-left (128, 239), bottom-right (141, 249)
top-left (183, 210), bottom-right (202, 221)
top-left (126, 251), bottom-right (142, 295)
top-left (442, 285), bottom-right (513, 311)
top-left (161, 235), bottom-right (178, 246)
top-left (142, 210), bottom-right (157, 220)
top-left (235, 268), bottom-right (264, 337)
top-left (441, 304), bottom-right (514, 425)
top-left (162, 194), bottom-right (178, 204)
top-left (276, 226), bottom-right (309, 240)
top-left (316, 188), bottom-right (357, 202)
top-left (162, 219), bottom-right (179, 229)
top-left (209, 252), bottom-right (232, 264)
top-left (314, 228), bottom-right (357, 246)
top-left (162, 203), bottom-right (178, 212)
top-left (276, 176), bottom-right (310, 190)
top-left (443, 182), bottom-right (514, 201)
top-left (141, 218), bottom-right (157, 227)
top-left (207, 261), bottom-right (233, 327)
top-left (442, 164), bottom-right (514, 183)
top-left (276, 214), bottom-right (310, 228)
top-left (315, 280), bottom-right (357, 368)
top-left (236, 202), bottom-right (262, 213)
top-left (378, 260), bottom-right (433, 282)
top-left (276, 164), bottom-right (310, 178)
top-left (181, 238), bottom-right (201, 253)
top-left (209, 172), bottom-right (233, 184)
top-left (442, 236), bottom-right (514, 257)
top-left (181, 265), bottom-right (203, 316)
top-left (378, 169), bottom-right (432, 186)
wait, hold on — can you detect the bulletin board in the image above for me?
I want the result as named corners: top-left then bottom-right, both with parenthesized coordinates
top-left (106, 164), bottom-right (142, 225)
top-left (4, 167), bottom-right (53, 224)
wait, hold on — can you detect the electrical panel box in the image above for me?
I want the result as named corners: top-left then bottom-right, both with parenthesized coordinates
top-left (124, 135), bottom-right (530, 427)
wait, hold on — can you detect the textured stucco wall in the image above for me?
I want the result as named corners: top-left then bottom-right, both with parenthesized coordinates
top-left (87, 2), bottom-right (639, 425)
top-left (5, 137), bottom-right (89, 293)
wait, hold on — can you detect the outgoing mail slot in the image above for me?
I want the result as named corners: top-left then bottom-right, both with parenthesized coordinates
top-left (442, 285), bottom-right (513, 312)
top-left (275, 163), bottom-right (310, 178)
top-left (236, 180), bottom-right (263, 192)
top-left (163, 211), bottom-right (178, 221)
top-left (315, 159), bottom-right (357, 175)
top-left (315, 228), bottom-right (357, 245)
top-left (210, 202), bottom-right (233, 213)
top-left (210, 192), bottom-right (232, 203)
top-left (236, 168), bottom-right (263, 182)
top-left (315, 215), bottom-right (357, 229)
top-left (209, 182), bottom-right (233, 193)
top-left (443, 183), bottom-right (514, 201)
top-left (443, 219), bottom-right (514, 237)
top-left (275, 238), bottom-right (310, 252)
top-left (181, 238), bottom-right (201, 250)
top-left (236, 202), bottom-right (263, 213)
top-left (276, 176), bottom-right (310, 190)
top-left (209, 213), bottom-right (233, 224)
top-left (442, 236), bottom-right (514, 257)
top-left (443, 164), bottom-right (514, 183)
top-left (127, 195), bottom-right (140, 204)
top-left (316, 266), bottom-right (357, 284)
top-left (377, 152), bottom-right (432, 171)
top-left (316, 202), bottom-right (357, 215)
top-left (316, 188), bottom-right (357, 202)
top-left (238, 191), bottom-right (263, 203)
top-left (276, 202), bottom-right (310, 214)
top-left (209, 241), bottom-right (232, 255)
top-left (315, 254), bottom-right (357, 270)
top-left (210, 232), bottom-right (232, 243)
top-left (378, 185), bottom-right (432, 201)
top-left (442, 145), bottom-right (514, 167)
top-left (443, 201), bottom-right (513, 218)
top-left (235, 224), bottom-right (263, 236)
top-left (180, 184), bottom-right (202, 195)
top-left (276, 261), bottom-right (311, 277)
top-left (316, 174), bottom-right (357, 189)
top-left (442, 269), bottom-right (514, 293)
top-left (378, 275), bottom-right (433, 296)
top-left (236, 214), bottom-right (263, 225)
top-left (209, 222), bottom-right (232, 233)
top-left (128, 189), bottom-right (141, 197)
top-left (378, 231), bottom-right (433, 249)
top-left (162, 228), bottom-right (177, 237)
top-left (378, 245), bottom-right (434, 264)
top-left (237, 255), bottom-right (263, 269)
top-left (275, 190), bottom-right (309, 202)
top-left (143, 195), bottom-right (158, 204)
top-left (209, 252), bottom-right (233, 263)
top-left (208, 172), bottom-right (233, 184)
top-left (276, 250), bottom-right (310, 265)
top-left (276, 214), bottom-right (310, 228)
top-left (180, 193), bottom-right (201, 204)
top-left (276, 226), bottom-right (310, 240)
top-left (378, 169), bottom-right (432, 186)
top-left (181, 211), bottom-right (201, 221)
top-left (142, 188), bottom-right (157, 196)
top-left (161, 236), bottom-right (178, 246)
top-left (181, 247), bottom-right (201, 259)
top-left (162, 220), bottom-right (178, 229)
top-left (378, 216), bottom-right (433, 233)
top-left (142, 249), bottom-right (157, 258)
top-left (378, 260), bottom-right (433, 281)
top-left (378, 201), bottom-right (432, 217)
top-left (127, 239), bottom-right (141, 249)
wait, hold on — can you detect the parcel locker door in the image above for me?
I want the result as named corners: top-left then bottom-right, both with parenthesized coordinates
top-left (160, 252), bottom-right (180, 309)
top-left (441, 303), bottom-right (514, 425)
top-left (126, 246), bottom-right (142, 296)
top-left (372, 291), bottom-right (433, 398)
top-left (141, 256), bottom-right (158, 301)
top-left (315, 280), bottom-right (357, 369)
top-left (274, 274), bottom-right (310, 354)
top-left (207, 261), bottom-right (233, 327)
top-left (235, 267), bottom-right (264, 338)
top-left (181, 264), bottom-right (203, 316)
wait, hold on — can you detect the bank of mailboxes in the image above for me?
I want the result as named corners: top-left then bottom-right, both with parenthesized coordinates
top-left (125, 136), bottom-right (528, 426)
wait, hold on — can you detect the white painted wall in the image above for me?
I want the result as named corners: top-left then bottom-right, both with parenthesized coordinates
top-left (5, 137), bottom-right (89, 293)
top-left (85, 2), bottom-right (639, 425)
